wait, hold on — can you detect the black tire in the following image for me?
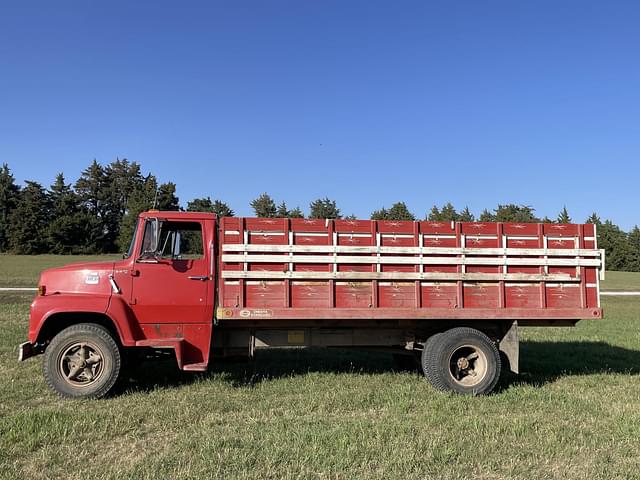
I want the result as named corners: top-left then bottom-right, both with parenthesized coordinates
top-left (43, 323), bottom-right (121, 399)
top-left (420, 332), bottom-right (443, 385)
top-left (421, 327), bottom-right (501, 395)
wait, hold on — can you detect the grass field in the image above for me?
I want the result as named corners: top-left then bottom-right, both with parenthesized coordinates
top-left (1, 256), bottom-right (640, 479)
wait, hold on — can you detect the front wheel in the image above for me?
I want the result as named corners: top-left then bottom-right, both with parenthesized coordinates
top-left (43, 323), bottom-right (121, 399)
top-left (421, 327), bottom-right (501, 395)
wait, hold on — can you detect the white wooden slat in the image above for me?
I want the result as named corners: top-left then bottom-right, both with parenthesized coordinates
top-left (221, 243), bottom-right (602, 257)
top-left (221, 254), bottom-right (602, 267)
top-left (221, 271), bottom-right (577, 282)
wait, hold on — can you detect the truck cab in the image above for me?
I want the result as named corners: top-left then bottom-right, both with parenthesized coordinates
top-left (20, 211), bottom-right (217, 398)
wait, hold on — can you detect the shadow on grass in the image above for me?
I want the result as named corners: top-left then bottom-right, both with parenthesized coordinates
top-left (115, 341), bottom-right (640, 396)
top-left (116, 348), bottom-right (400, 395)
top-left (510, 340), bottom-right (640, 387)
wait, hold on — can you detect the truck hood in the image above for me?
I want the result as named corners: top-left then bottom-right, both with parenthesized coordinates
top-left (39, 261), bottom-right (116, 297)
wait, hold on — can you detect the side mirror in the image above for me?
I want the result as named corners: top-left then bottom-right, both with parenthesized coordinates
top-left (137, 218), bottom-right (161, 262)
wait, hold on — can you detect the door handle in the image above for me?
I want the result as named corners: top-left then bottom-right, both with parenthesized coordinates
top-left (188, 276), bottom-right (209, 281)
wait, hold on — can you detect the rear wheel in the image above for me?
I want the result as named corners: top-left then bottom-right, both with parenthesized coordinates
top-left (421, 327), bottom-right (500, 395)
top-left (43, 323), bottom-right (121, 399)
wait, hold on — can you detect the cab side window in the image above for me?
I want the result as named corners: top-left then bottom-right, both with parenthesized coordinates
top-left (153, 221), bottom-right (204, 260)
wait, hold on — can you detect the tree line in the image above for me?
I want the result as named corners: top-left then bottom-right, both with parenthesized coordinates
top-left (0, 160), bottom-right (638, 271)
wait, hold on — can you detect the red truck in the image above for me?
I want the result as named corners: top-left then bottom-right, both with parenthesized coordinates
top-left (19, 211), bottom-right (605, 397)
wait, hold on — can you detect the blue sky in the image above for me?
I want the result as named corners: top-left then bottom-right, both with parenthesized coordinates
top-left (1, 1), bottom-right (638, 228)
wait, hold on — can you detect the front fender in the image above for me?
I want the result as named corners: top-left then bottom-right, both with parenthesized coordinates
top-left (29, 294), bottom-right (111, 343)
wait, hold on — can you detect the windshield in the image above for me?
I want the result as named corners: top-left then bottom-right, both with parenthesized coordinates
top-left (124, 219), bottom-right (139, 259)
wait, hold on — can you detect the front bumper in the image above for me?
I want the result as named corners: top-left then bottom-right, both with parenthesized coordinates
top-left (18, 341), bottom-right (36, 362)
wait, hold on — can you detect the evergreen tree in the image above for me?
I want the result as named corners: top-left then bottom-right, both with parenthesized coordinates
top-left (276, 201), bottom-right (290, 218)
top-left (479, 209), bottom-right (494, 222)
top-left (427, 205), bottom-right (441, 221)
top-left (387, 202), bottom-right (415, 221)
top-left (458, 206), bottom-right (475, 222)
top-left (309, 197), bottom-right (341, 219)
top-left (373, 203), bottom-right (415, 221)
top-left (117, 175), bottom-right (158, 252)
top-left (0, 163), bottom-right (20, 252)
top-left (47, 173), bottom-right (84, 253)
top-left (627, 226), bottom-right (640, 272)
top-left (186, 197), bottom-right (214, 212)
top-left (211, 200), bottom-right (234, 217)
top-left (103, 159), bottom-right (143, 245)
top-left (288, 206), bottom-right (304, 218)
top-left (440, 202), bottom-right (458, 221)
top-left (371, 207), bottom-right (389, 220)
top-left (597, 220), bottom-right (630, 271)
top-left (156, 182), bottom-right (180, 210)
top-left (557, 206), bottom-right (571, 223)
top-left (344, 214), bottom-right (357, 220)
top-left (251, 193), bottom-right (277, 217)
top-left (427, 203), bottom-right (457, 221)
top-left (75, 159), bottom-right (105, 216)
top-left (585, 212), bottom-right (601, 225)
top-left (8, 181), bottom-right (50, 254)
top-left (492, 204), bottom-right (539, 223)
top-left (75, 160), bottom-right (108, 252)
top-left (186, 197), bottom-right (234, 216)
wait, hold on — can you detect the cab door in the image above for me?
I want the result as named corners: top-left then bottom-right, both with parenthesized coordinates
top-left (131, 220), bottom-right (213, 325)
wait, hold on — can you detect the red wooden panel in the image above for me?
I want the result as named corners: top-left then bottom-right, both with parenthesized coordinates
top-left (424, 264), bottom-right (458, 273)
top-left (380, 233), bottom-right (415, 247)
top-left (502, 223), bottom-right (539, 236)
top-left (378, 220), bottom-right (415, 234)
top-left (293, 232), bottom-right (330, 245)
top-left (378, 282), bottom-right (416, 308)
top-left (419, 221), bottom-right (456, 234)
top-left (586, 287), bottom-right (598, 308)
top-left (583, 224), bottom-right (595, 237)
top-left (245, 281), bottom-right (286, 308)
top-left (463, 283), bottom-right (500, 308)
top-left (505, 236), bottom-right (540, 275)
top-left (505, 284), bottom-right (542, 308)
top-left (334, 219), bottom-right (371, 233)
top-left (505, 237), bottom-right (539, 248)
top-left (465, 235), bottom-right (500, 248)
top-left (245, 218), bottom-right (287, 232)
top-left (380, 232), bottom-right (417, 273)
top-left (466, 232), bottom-right (500, 274)
top-left (335, 282), bottom-right (372, 308)
top-left (221, 281), bottom-right (241, 308)
top-left (291, 281), bottom-right (330, 308)
top-left (544, 223), bottom-right (579, 236)
top-left (290, 218), bottom-right (328, 231)
top-left (461, 222), bottom-right (498, 235)
top-left (337, 229), bottom-right (374, 273)
top-left (293, 230), bottom-right (331, 272)
top-left (422, 234), bottom-right (457, 248)
top-left (422, 283), bottom-right (457, 308)
top-left (546, 284), bottom-right (581, 308)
